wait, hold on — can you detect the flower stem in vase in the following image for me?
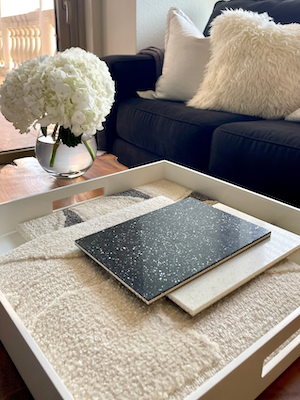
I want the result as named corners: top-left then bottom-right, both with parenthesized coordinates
top-left (50, 135), bottom-right (61, 168)
top-left (83, 138), bottom-right (96, 162)
top-left (51, 123), bottom-right (59, 141)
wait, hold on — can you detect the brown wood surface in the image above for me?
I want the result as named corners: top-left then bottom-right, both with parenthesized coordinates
top-left (0, 154), bottom-right (299, 399)
top-left (0, 153), bottom-right (128, 209)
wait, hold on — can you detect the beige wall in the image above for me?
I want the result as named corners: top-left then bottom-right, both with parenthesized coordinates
top-left (87, 0), bottom-right (218, 57)
top-left (136, 0), bottom-right (217, 52)
top-left (101, 0), bottom-right (137, 56)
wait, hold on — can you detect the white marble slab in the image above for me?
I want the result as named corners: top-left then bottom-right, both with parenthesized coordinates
top-left (168, 204), bottom-right (300, 316)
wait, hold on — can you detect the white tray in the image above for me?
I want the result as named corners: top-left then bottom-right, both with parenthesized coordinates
top-left (0, 160), bottom-right (300, 400)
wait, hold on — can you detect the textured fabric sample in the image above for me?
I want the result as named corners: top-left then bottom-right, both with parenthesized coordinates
top-left (16, 180), bottom-right (193, 241)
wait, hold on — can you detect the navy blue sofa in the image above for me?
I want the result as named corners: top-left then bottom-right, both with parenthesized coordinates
top-left (98, 0), bottom-right (300, 208)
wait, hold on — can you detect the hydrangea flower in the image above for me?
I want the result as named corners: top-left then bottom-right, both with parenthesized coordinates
top-left (0, 55), bottom-right (49, 133)
top-left (0, 47), bottom-right (115, 141)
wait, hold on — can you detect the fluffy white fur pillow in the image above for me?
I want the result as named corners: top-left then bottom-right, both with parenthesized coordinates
top-left (188, 9), bottom-right (300, 120)
top-left (138, 7), bottom-right (211, 102)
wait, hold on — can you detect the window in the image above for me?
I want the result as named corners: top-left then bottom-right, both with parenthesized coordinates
top-left (0, 0), bottom-right (86, 164)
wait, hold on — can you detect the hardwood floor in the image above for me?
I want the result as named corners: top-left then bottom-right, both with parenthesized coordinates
top-left (0, 116), bottom-right (299, 399)
top-left (257, 360), bottom-right (300, 399)
top-left (0, 342), bottom-right (33, 400)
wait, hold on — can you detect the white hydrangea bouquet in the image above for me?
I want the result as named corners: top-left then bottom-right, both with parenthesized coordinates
top-left (0, 47), bottom-right (115, 167)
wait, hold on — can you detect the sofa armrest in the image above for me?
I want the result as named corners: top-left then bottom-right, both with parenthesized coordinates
top-left (97, 54), bottom-right (157, 152)
top-left (102, 54), bottom-right (157, 101)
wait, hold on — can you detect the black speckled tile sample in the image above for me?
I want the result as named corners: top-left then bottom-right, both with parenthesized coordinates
top-left (75, 198), bottom-right (271, 304)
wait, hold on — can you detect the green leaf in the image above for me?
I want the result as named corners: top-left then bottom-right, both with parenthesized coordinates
top-left (41, 126), bottom-right (47, 137)
top-left (83, 139), bottom-right (96, 161)
top-left (59, 127), bottom-right (82, 147)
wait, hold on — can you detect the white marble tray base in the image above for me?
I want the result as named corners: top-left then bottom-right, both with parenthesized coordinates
top-left (168, 203), bottom-right (300, 316)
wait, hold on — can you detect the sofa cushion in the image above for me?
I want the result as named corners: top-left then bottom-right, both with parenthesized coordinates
top-left (203, 0), bottom-right (300, 36)
top-left (112, 137), bottom-right (163, 168)
top-left (209, 120), bottom-right (300, 206)
top-left (188, 9), bottom-right (300, 120)
top-left (116, 98), bottom-right (260, 171)
top-left (147, 7), bottom-right (210, 102)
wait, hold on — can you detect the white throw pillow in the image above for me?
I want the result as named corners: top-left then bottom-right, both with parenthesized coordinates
top-left (188, 9), bottom-right (300, 120)
top-left (138, 7), bottom-right (211, 102)
top-left (285, 108), bottom-right (300, 122)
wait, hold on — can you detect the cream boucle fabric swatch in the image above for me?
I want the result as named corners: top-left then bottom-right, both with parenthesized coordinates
top-left (16, 196), bottom-right (145, 241)
top-left (16, 179), bottom-right (193, 241)
top-left (30, 284), bottom-right (221, 400)
top-left (137, 179), bottom-right (192, 201)
top-left (3, 197), bottom-right (174, 265)
top-left (188, 9), bottom-right (300, 120)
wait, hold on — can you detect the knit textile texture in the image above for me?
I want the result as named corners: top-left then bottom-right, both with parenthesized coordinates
top-left (1, 186), bottom-right (299, 399)
top-left (16, 179), bottom-right (195, 241)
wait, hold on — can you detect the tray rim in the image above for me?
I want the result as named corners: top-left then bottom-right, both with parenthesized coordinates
top-left (1, 160), bottom-right (300, 400)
